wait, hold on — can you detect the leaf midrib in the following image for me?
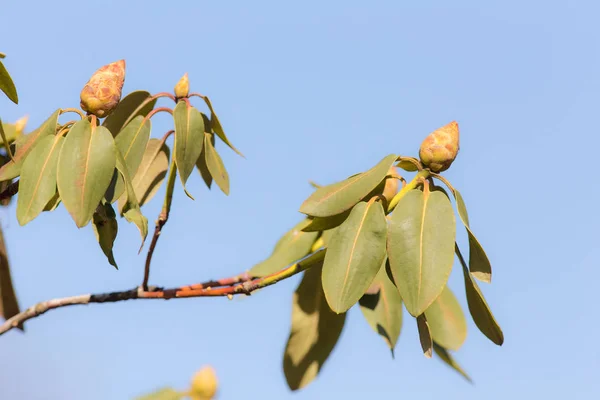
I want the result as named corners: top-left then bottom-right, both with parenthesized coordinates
top-left (23, 137), bottom-right (61, 217)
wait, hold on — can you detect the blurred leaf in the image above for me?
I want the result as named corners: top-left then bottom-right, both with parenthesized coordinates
top-left (0, 224), bottom-right (22, 330)
top-left (173, 101), bottom-right (204, 197)
top-left (456, 244), bottom-right (503, 345)
top-left (135, 388), bottom-right (183, 400)
top-left (387, 189), bottom-right (456, 317)
top-left (424, 285), bottom-right (467, 351)
top-left (417, 313), bottom-right (433, 358)
top-left (103, 90), bottom-right (156, 136)
top-left (0, 59), bottom-right (18, 104)
top-left (115, 150), bottom-right (148, 250)
top-left (0, 178), bottom-right (13, 207)
top-left (433, 342), bottom-right (472, 383)
top-left (0, 110), bottom-right (59, 181)
top-left (283, 264), bottom-right (346, 391)
top-left (112, 116), bottom-right (152, 200)
top-left (452, 188), bottom-right (492, 283)
top-left (57, 120), bottom-right (116, 228)
top-left (203, 96), bottom-right (243, 157)
top-left (16, 135), bottom-right (65, 225)
top-left (92, 202), bottom-right (118, 268)
top-left (322, 200), bottom-right (387, 313)
top-left (203, 132), bottom-right (229, 195)
top-left (302, 209), bottom-right (351, 232)
top-left (196, 130), bottom-right (213, 189)
top-left (0, 119), bottom-right (24, 144)
top-left (299, 154), bottom-right (398, 218)
top-left (118, 138), bottom-right (170, 214)
top-left (359, 260), bottom-right (403, 354)
top-left (396, 159), bottom-right (418, 172)
top-left (250, 219), bottom-right (318, 277)
top-left (0, 118), bottom-right (14, 160)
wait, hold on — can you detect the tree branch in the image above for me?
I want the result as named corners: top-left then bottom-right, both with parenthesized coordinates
top-left (0, 249), bottom-right (326, 336)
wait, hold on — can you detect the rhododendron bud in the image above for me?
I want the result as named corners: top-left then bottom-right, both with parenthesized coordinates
top-left (419, 121), bottom-right (460, 173)
top-left (80, 60), bottom-right (126, 118)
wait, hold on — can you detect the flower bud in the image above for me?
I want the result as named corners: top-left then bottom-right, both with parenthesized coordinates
top-left (174, 73), bottom-right (190, 98)
top-left (419, 121), bottom-right (460, 173)
top-left (190, 365), bottom-right (218, 400)
top-left (382, 167), bottom-right (399, 203)
top-left (14, 115), bottom-right (28, 134)
top-left (79, 60), bottom-right (126, 118)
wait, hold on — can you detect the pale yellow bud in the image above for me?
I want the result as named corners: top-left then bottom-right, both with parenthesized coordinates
top-left (190, 365), bottom-right (218, 400)
top-left (80, 60), bottom-right (126, 118)
top-left (419, 121), bottom-right (460, 173)
top-left (174, 73), bottom-right (190, 98)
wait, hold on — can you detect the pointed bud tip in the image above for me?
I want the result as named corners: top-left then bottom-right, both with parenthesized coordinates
top-left (174, 72), bottom-right (190, 98)
top-left (418, 121), bottom-right (460, 173)
top-left (190, 365), bottom-right (218, 399)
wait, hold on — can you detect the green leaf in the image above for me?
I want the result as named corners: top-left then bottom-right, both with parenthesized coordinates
top-left (433, 342), bottom-right (472, 383)
top-left (203, 132), bottom-right (229, 195)
top-left (173, 101), bottom-right (205, 197)
top-left (43, 191), bottom-right (60, 212)
top-left (0, 60), bottom-right (18, 104)
top-left (322, 200), bottom-right (388, 313)
top-left (203, 96), bottom-right (243, 157)
top-left (299, 154), bottom-right (398, 218)
top-left (103, 90), bottom-right (156, 136)
top-left (387, 189), bottom-right (456, 317)
top-left (250, 219), bottom-right (318, 277)
top-left (0, 224), bottom-right (22, 330)
top-left (16, 135), bottom-right (65, 225)
top-left (452, 188), bottom-right (492, 283)
top-left (456, 244), bottom-right (503, 345)
top-left (424, 285), bottom-right (467, 351)
top-left (417, 313), bottom-right (433, 358)
top-left (396, 159), bottom-right (418, 172)
top-left (118, 138), bottom-right (170, 214)
top-left (115, 150), bottom-right (148, 251)
top-left (57, 120), bottom-right (116, 228)
top-left (92, 202), bottom-right (118, 269)
top-left (0, 110), bottom-right (59, 181)
top-left (111, 116), bottom-right (152, 200)
top-left (320, 226), bottom-right (338, 247)
top-left (0, 118), bottom-right (14, 161)
top-left (302, 210), bottom-right (351, 232)
top-left (0, 119), bottom-right (24, 144)
top-left (135, 388), bottom-right (184, 400)
top-left (359, 260), bottom-right (403, 354)
top-left (283, 264), bottom-right (346, 391)
top-left (196, 129), bottom-right (213, 189)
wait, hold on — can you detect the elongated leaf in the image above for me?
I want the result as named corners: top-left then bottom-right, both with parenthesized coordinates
top-left (203, 96), bottom-right (243, 157)
top-left (43, 191), bottom-right (60, 211)
top-left (452, 188), bottom-right (492, 283)
top-left (115, 151), bottom-right (148, 250)
top-left (0, 60), bottom-right (18, 104)
top-left (135, 388), bottom-right (183, 400)
top-left (118, 138), bottom-right (170, 214)
top-left (0, 224), bottom-right (22, 330)
top-left (0, 119), bottom-right (24, 144)
top-left (250, 219), bottom-right (318, 277)
top-left (456, 244), bottom-right (503, 345)
top-left (424, 285), bottom-right (467, 351)
top-left (196, 128), bottom-right (213, 189)
top-left (320, 227), bottom-right (338, 247)
top-left (103, 90), bottom-right (156, 136)
top-left (57, 120), bottom-right (116, 228)
top-left (283, 264), bottom-right (346, 391)
top-left (92, 202), bottom-right (118, 268)
top-left (387, 189), bottom-right (456, 317)
top-left (302, 209), bottom-right (351, 232)
top-left (17, 135), bottom-right (65, 225)
top-left (112, 116), bottom-right (152, 200)
top-left (300, 154), bottom-right (398, 218)
top-left (322, 200), bottom-right (387, 313)
top-left (0, 118), bottom-right (14, 160)
top-left (0, 110), bottom-right (59, 181)
top-left (173, 101), bottom-right (205, 196)
top-left (359, 260), bottom-right (403, 354)
top-left (203, 132), bottom-right (229, 195)
top-left (417, 313), bottom-right (433, 358)
top-left (433, 342), bottom-right (472, 382)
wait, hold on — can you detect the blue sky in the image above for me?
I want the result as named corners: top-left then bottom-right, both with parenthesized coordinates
top-left (1, 1), bottom-right (599, 399)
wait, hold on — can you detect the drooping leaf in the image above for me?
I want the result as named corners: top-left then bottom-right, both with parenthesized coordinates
top-left (173, 101), bottom-right (205, 197)
top-left (433, 342), bottom-right (472, 383)
top-left (250, 219), bottom-right (318, 277)
top-left (196, 129), bottom-right (213, 189)
top-left (424, 285), bottom-right (467, 351)
top-left (118, 138), bottom-right (170, 214)
top-left (203, 132), bottom-right (229, 195)
top-left (92, 202), bottom-right (118, 269)
top-left (135, 388), bottom-right (184, 400)
top-left (203, 96), bottom-right (243, 157)
top-left (359, 260), bottom-right (403, 354)
top-left (387, 189), bottom-right (456, 317)
top-left (16, 135), bottom-right (65, 225)
top-left (115, 150), bottom-right (148, 250)
top-left (322, 200), bottom-right (388, 313)
top-left (0, 224), bottom-right (22, 330)
top-left (283, 264), bottom-right (346, 391)
top-left (299, 154), bottom-right (398, 218)
top-left (417, 313), bottom-right (433, 358)
top-left (43, 191), bottom-right (61, 212)
top-left (302, 209), bottom-right (351, 232)
top-left (57, 120), bottom-right (116, 228)
top-left (103, 90), bottom-right (156, 136)
top-left (0, 110), bottom-right (59, 181)
top-left (0, 59), bottom-right (18, 104)
top-left (456, 244), bottom-right (503, 345)
top-left (452, 188), bottom-right (492, 283)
